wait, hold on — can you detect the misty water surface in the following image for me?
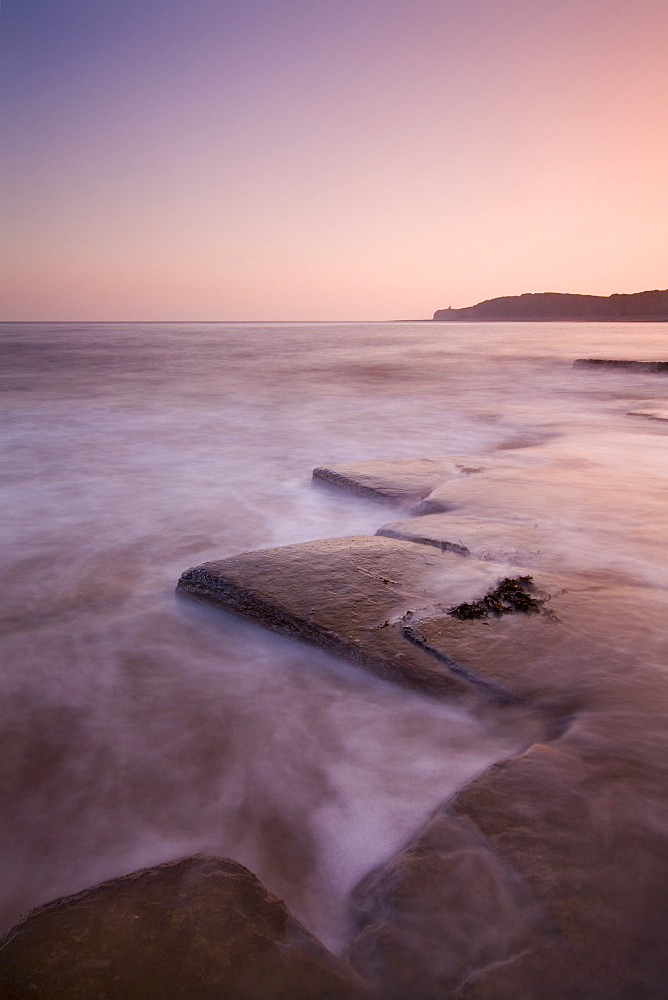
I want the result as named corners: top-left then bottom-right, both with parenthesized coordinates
top-left (1, 320), bottom-right (667, 951)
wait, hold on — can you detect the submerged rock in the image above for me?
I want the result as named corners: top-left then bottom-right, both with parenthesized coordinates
top-left (0, 855), bottom-right (369, 1000)
top-left (346, 581), bottom-right (668, 999)
top-left (387, 583), bottom-right (668, 999)
top-left (446, 734), bottom-right (668, 999)
top-left (313, 451), bottom-right (613, 533)
top-left (377, 512), bottom-right (553, 565)
top-left (349, 808), bottom-right (552, 999)
top-left (312, 457), bottom-right (485, 508)
top-left (627, 407), bottom-right (668, 421)
top-left (174, 490), bottom-right (668, 1000)
top-left (400, 581), bottom-right (632, 708)
top-left (406, 454), bottom-right (616, 526)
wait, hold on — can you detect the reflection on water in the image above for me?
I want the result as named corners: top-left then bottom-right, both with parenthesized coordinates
top-left (1, 320), bottom-right (667, 951)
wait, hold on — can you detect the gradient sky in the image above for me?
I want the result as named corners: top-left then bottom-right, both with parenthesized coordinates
top-left (1, 0), bottom-right (667, 320)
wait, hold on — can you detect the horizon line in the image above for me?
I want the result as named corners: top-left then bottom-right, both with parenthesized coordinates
top-left (0, 318), bottom-right (397, 325)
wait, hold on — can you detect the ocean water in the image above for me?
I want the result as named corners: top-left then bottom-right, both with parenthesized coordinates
top-left (1, 320), bottom-right (667, 953)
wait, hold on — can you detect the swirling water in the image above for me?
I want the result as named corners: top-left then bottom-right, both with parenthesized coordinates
top-left (1, 320), bottom-right (667, 951)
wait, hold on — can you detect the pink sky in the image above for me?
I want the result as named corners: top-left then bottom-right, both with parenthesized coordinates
top-left (1, 0), bottom-right (667, 320)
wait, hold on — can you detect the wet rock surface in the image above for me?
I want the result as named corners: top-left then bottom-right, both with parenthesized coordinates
top-left (627, 407), bottom-right (668, 421)
top-left (412, 456), bottom-right (603, 523)
top-left (173, 451), bottom-right (668, 999)
top-left (177, 533), bottom-right (581, 707)
top-left (346, 582), bottom-right (668, 999)
top-left (349, 808), bottom-right (552, 999)
top-left (403, 582), bottom-right (587, 707)
top-left (312, 458), bottom-right (486, 508)
top-left (177, 534), bottom-right (519, 698)
top-left (377, 512), bottom-right (554, 564)
top-left (448, 728), bottom-right (668, 1000)
top-left (311, 449), bottom-right (632, 545)
top-left (0, 856), bottom-right (369, 1000)
top-left (176, 515), bottom-right (668, 998)
top-left (573, 358), bottom-right (668, 371)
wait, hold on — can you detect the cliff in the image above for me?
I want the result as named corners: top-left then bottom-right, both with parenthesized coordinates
top-left (433, 288), bottom-right (668, 321)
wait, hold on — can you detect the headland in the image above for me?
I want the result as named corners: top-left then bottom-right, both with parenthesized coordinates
top-left (432, 287), bottom-right (668, 321)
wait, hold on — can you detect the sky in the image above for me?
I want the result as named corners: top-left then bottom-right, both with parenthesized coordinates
top-left (1, 0), bottom-right (667, 321)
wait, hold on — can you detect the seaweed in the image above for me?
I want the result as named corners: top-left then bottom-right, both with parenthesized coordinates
top-left (448, 575), bottom-right (544, 620)
top-left (449, 601), bottom-right (488, 620)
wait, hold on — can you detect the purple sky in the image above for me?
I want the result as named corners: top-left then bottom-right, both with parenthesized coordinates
top-left (2, 0), bottom-right (667, 319)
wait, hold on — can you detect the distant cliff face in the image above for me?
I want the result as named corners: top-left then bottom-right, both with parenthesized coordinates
top-left (433, 289), bottom-right (668, 321)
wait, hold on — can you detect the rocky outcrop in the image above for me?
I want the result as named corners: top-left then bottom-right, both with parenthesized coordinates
top-left (310, 452), bottom-right (606, 526)
top-left (574, 358), bottom-right (668, 371)
top-left (178, 528), bottom-right (613, 710)
top-left (312, 458), bottom-right (487, 509)
top-left (627, 407), bottom-right (668, 420)
top-left (312, 458), bottom-right (465, 506)
top-left (433, 288), bottom-right (668, 321)
top-left (0, 856), bottom-right (369, 1000)
top-left (170, 457), bottom-right (668, 1000)
top-left (344, 578), bottom-right (668, 999)
top-left (177, 534), bottom-right (513, 699)
top-left (177, 529), bottom-right (621, 712)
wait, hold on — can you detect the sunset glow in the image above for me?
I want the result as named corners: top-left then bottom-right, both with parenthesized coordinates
top-left (2, 0), bottom-right (667, 320)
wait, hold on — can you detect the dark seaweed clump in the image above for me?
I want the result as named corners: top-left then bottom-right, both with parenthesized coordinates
top-left (448, 575), bottom-right (544, 620)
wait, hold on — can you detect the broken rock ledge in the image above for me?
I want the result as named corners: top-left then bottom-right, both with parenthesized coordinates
top-left (177, 461), bottom-right (668, 999)
top-left (176, 533), bottom-right (560, 702)
top-left (573, 358), bottom-right (668, 371)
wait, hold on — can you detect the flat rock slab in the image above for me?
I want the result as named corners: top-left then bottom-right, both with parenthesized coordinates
top-left (178, 534), bottom-right (520, 699)
top-left (177, 534), bottom-right (612, 709)
top-left (404, 588), bottom-right (586, 709)
top-left (573, 358), bottom-right (668, 372)
top-left (350, 807), bottom-right (551, 999)
top-left (409, 454), bottom-right (623, 523)
top-left (377, 513), bottom-right (556, 566)
top-left (349, 582), bottom-right (668, 999)
top-left (627, 407), bottom-right (668, 421)
top-left (312, 457), bottom-right (487, 507)
top-left (446, 733), bottom-right (668, 1000)
top-left (0, 855), bottom-right (368, 1000)
top-left (176, 535), bottom-right (668, 999)
top-left (311, 453), bottom-right (612, 532)
top-left (405, 581), bottom-right (668, 710)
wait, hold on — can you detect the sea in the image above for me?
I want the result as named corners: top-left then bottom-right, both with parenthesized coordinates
top-left (1, 319), bottom-right (667, 953)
